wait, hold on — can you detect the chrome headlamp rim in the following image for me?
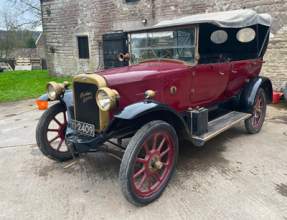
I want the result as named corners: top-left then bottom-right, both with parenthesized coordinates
top-left (96, 87), bottom-right (119, 111)
top-left (46, 81), bottom-right (65, 100)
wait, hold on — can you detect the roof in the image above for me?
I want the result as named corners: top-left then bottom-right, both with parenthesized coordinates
top-left (35, 33), bottom-right (42, 45)
top-left (125, 10), bottom-right (271, 32)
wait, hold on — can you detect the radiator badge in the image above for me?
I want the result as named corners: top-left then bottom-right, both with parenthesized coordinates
top-left (80, 92), bottom-right (93, 103)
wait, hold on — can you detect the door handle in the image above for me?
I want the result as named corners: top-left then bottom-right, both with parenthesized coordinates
top-left (219, 72), bottom-right (224, 76)
top-left (232, 70), bottom-right (237, 73)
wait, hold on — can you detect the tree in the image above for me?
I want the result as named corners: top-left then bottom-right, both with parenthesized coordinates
top-left (7, 0), bottom-right (42, 29)
top-left (0, 2), bottom-right (39, 57)
top-left (0, 6), bottom-right (19, 57)
top-left (25, 36), bottom-right (36, 48)
top-left (0, 32), bottom-right (4, 57)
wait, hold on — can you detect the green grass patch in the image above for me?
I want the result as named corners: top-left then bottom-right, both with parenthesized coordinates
top-left (0, 70), bottom-right (73, 102)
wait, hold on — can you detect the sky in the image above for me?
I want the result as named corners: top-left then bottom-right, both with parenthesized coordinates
top-left (0, 0), bottom-right (42, 31)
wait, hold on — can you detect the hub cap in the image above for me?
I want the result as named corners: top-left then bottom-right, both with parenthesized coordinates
top-left (132, 131), bottom-right (174, 197)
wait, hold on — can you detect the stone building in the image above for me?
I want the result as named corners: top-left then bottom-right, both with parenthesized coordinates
top-left (36, 34), bottom-right (46, 59)
top-left (41, 0), bottom-right (287, 90)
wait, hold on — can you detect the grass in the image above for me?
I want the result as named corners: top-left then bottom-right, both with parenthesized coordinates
top-left (0, 70), bottom-right (73, 102)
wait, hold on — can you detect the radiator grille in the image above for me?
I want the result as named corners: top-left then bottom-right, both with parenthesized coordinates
top-left (74, 82), bottom-right (100, 130)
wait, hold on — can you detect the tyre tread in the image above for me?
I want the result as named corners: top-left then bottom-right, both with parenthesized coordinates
top-left (36, 102), bottom-right (73, 162)
top-left (119, 120), bottom-right (178, 206)
top-left (244, 88), bottom-right (266, 134)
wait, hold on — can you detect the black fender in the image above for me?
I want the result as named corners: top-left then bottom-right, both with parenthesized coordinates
top-left (37, 90), bottom-right (75, 133)
top-left (113, 100), bottom-right (203, 146)
top-left (237, 76), bottom-right (273, 114)
top-left (37, 93), bottom-right (52, 101)
top-left (60, 89), bottom-right (75, 122)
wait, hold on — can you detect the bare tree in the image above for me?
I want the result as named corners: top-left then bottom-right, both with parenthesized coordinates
top-left (7, 0), bottom-right (42, 29)
top-left (0, 5), bottom-right (18, 57)
top-left (0, 4), bottom-right (37, 57)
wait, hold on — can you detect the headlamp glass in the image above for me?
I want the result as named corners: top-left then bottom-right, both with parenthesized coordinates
top-left (97, 90), bottom-right (110, 110)
top-left (47, 84), bottom-right (56, 100)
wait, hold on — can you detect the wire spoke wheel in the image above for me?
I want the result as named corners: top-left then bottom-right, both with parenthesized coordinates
top-left (120, 120), bottom-right (178, 206)
top-left (245, 88), bottom-right (266, 134)
top-left (36, 103), bottom-right (74, 161)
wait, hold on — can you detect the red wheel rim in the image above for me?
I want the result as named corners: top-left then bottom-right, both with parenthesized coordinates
top-left (251, 92), bottom-right (264, 130)
top-left (46, 110), bottom-right (68, 153)
top-left (132, 131), bottom-right (174, 197)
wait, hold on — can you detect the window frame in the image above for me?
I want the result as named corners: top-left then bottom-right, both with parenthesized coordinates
top-left (126, 0), bottom-right (140, 3)
top-left (129, 25), bottom-right (199, 66)
top-left (77, 36), bottom-right (90, 59)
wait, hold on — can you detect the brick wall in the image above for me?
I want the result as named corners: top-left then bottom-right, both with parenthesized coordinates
top-left (41, 0), bottom-right (287, 89)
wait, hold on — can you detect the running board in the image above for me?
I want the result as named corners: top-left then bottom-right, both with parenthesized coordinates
top-left (192, 111), bottom-right (252, 143)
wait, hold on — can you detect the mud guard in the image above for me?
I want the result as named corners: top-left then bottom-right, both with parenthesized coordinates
top-left (37, 93), bottom-right (51, 101)
top-left (114, 101), bottom-right (203, 146)
top-left (37, 90), bottom-right (75, 132)
top-left (237, 76), bottom-right (273, 114)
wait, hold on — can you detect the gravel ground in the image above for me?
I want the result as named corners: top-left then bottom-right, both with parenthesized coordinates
top-left (0, 99), bottom-right (286, 220)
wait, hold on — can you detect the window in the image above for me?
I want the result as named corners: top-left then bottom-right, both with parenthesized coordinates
top-left (237, 28), bottom-right (256, 43)
top-left (78, 36), bottom-right (89, 59)
top-left (210, 30), bottom-right (228, 44)
top-left (130, 27), bottom-right (196, 64)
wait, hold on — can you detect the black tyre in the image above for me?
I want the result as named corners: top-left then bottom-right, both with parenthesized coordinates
top-left (244, 88), bottom-right (266, 134)
top-left (36, 102), bottom-right (73, 161)
top-left (119, 120), bottom-right (178, 206)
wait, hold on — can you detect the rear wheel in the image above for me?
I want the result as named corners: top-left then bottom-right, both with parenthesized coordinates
top-left (36, 102), bottom-right (74, 161)
top-left (119, 120), bottom-right (178, 206)
top-left (244, 88), bottom-right (266, 134)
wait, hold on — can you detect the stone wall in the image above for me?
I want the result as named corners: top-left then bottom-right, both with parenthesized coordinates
top-left (261, 25), bottom-right (287, 90)
top-left (41, 0), bottom-right (287, 89)
top-left (36, 33), bottom-right (46, 59)
top-left (9, 49), bottom-right (38, 59)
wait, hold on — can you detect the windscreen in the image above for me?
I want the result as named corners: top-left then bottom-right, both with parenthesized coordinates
top-left (130, 27), bottom-right (196, 64)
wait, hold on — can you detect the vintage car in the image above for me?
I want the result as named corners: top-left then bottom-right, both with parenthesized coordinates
top-left (36, 10), bottom-right (273, 206)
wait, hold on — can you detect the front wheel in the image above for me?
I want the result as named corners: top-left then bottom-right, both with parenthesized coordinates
top-left (244, 88), bottom-right (266, 134)
top-left (119, 120), bottom-right (178, 206)
top-left (36, 102), bottom-right (74, 161)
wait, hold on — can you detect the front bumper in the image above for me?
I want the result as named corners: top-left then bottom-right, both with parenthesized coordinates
top-left (66, 130), bottom-right (105, 153)
top-left (65, 129), bottom-right (125, 158)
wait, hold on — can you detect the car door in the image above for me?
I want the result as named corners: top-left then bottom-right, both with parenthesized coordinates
top-left (225, 60), bottom-right (253, 98)
top-left (190, 63), bottom-right (231, 106)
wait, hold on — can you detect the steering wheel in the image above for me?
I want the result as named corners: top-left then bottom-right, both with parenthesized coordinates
top-left (147, 45), bottom-right (173, 59)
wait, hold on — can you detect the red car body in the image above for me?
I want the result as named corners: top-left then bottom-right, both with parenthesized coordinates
top-left (97, 58), bottom-right (263, 114)
top-left (36, 10), bottom-right (273, 206)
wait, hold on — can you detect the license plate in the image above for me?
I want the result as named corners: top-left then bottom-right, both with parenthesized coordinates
top-left (71, 119), bottom-right (95, 137)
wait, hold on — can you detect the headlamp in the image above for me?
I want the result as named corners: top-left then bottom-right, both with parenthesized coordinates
top-left (46, 81), bottom-right (66, 100)
top-left (96, 87), bottom-right (119, 111)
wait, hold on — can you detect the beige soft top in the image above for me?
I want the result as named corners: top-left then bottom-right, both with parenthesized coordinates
top-left (125, 9), bottom-right (271, 32)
